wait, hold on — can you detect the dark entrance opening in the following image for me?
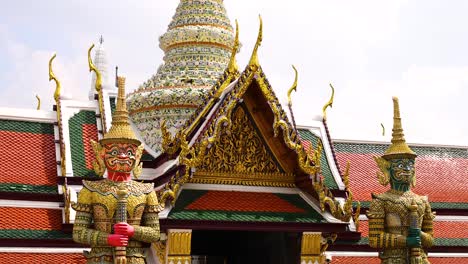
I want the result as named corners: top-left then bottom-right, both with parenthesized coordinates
top-left (191, 230), bottom-right (301, 264)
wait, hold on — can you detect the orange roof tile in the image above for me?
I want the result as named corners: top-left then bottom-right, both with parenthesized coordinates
top-left (0, 253), bottom-right (86, 264)
top-left (335, 152), bottom-right (468, 203)
top-left (332, 257), bottom-right (381, 263)
top-left (185, 191), bottom-right (306, 213)
top-left (433, 221), bottom-right (468, 239)
top-left (0, 131), bottom-right (57, 186)
top-left (82, 123), bottom-right (98, 170)
top-left (0, 207), bottom-right (62, 230)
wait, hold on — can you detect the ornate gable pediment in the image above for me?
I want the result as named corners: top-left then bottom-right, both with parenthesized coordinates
top-left (190, 106), bottom-right (295, 187)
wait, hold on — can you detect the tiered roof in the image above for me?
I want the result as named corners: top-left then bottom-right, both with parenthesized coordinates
top-left (127, 0), bottom-right (236, 153)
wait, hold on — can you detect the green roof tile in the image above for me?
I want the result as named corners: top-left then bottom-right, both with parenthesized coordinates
top-left (0, 183), bottom-right (57, 194)
top-left (334, 142), bottom-right (468, 159)
top-left (354, 201), bottom-right (468, 210)
top-left (0, 229), bottom-right (71, 240)
top-left (0, 119), bottom-right (54, 134)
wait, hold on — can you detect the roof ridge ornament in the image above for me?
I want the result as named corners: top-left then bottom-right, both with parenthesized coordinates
top-left (49, 54), bottom-right (61, 101)
top-left (248, 15), bottom-right (263, 69)
top-left (49, 53), bottom-right (66, 176)
top-left (88, 43), bottom-right (107, 133)
top-left (35, 95), bottom-right (41, 110)
top-left (287, 65), bottom-right (298, 132)
top-left (227, 19), bottom-right (240, 75)
top-left (214, 19), bottom-right (240, 98)
top-left (322, 83), bottom-right (335, 121)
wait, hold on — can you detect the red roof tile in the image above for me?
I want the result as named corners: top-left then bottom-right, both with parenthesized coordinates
top-left (82, 123), bottom-right (98, 170)
top-left (433, 221), bottom-right (468, 239)
top-left (0, 207), bottom-right (62, 230)
top-left (185, 191), bottom-right (306, 213)
top-left (335, 152), bottom-right (468, 203)
top-left (0, 253), bottom-right (86, 264)
top-left (0, 131), bottom-right (57, 186)
top-left (332, 256), bottom-right (381, 263)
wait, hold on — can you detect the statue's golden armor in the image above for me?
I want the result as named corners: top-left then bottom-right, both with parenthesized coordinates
top-left (72, 180), bottom-right (160, 264)
top-left (367, 190), bottom-right (435, 263)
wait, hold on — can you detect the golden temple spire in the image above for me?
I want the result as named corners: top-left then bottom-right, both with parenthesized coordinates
top-left (101, 77), bottom-right (140, 144)
top-left (322, 83), bottom-right (335, 121)
top-left (382, 97), bottom-right (416, 160)
top-left (248, 15), bottom-right (263, 68)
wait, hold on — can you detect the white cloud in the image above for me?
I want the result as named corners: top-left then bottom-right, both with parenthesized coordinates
top-left (0, 0), bottom-right (467, 146)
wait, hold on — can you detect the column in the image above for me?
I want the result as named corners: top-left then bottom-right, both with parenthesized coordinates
top-left (167, 229), bottom-right (192, 264)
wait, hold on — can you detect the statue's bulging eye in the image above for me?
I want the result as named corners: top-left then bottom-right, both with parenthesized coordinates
top-left (111, 150), bottom-right (118, 156)
top-left (127, 151), bottom-right (133, 156)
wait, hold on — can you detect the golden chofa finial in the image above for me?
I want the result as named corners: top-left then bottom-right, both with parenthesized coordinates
top-left (48, 53), bottom-right (61, 102)
top-left (287, 65), bottom-right (298, 130)
top-left (381, 123), bottom-right (386, 136)
top-left (227, 19), bottom-right (240, 74)
top-left (248, 15), bottom-right (263, 68)
top-left (287, 65), bottom-right (298, 107)
top-left (382, 96), bottom-right (416, 160)
top-left (88, 44), bottom-right (102, 92)
top-left (322, 83), bottom-right (335, 121)
top-left (35, 95), bottom-right (41, 110)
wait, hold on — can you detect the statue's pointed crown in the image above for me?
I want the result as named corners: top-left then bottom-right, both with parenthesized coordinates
top-left (382, 96), bottom-right (416, 160)
top-left (101, 76), bottom-right (140, 145)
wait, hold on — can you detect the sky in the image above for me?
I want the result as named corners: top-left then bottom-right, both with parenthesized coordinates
top-left (1, 0), bottom-right (467, 146)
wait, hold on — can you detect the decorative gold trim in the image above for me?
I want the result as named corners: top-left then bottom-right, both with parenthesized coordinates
top-left (172, 22), bottom-right (234, 32)
top-left (287, 65), bottom-right (298, 131)
top-left (353, 200), bottom-right (361, 232)
top-left (191, 171), bottom-right (295, 187)
top-left (322, 83), bottom-right (335, 121)
top-left (153, 241), bottom-right (166, 264)
top-left (90, 139), bottom-right (105, 177)
top-left (161, 120), bottom-right (183, 155)
top-left (128, 104), bottom-right (199, 115)
top-left (165, 41), bottom-right (232, 51)
top-left (35, 95), bottom-right (41, 110)
top-left (62, 185), bottom-right (71, 224)
top-left (374, 156), bottom-right (390, 186)
top-left (49, 53), bottom-right (66, 176)
top-left (88, 44), bottom-right (107, 133)
top-left (167, 230), bottom-right (191, 256)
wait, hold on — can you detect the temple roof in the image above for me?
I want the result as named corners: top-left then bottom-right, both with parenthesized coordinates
top-left (333, 140), bottom-right (468, 210)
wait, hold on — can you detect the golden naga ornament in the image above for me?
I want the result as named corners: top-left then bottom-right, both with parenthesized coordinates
top-left (367, 97), bottom-right (434, 264)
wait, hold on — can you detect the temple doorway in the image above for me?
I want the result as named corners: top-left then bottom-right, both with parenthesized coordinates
top-left (190, 230), bottom-right (302, 264)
